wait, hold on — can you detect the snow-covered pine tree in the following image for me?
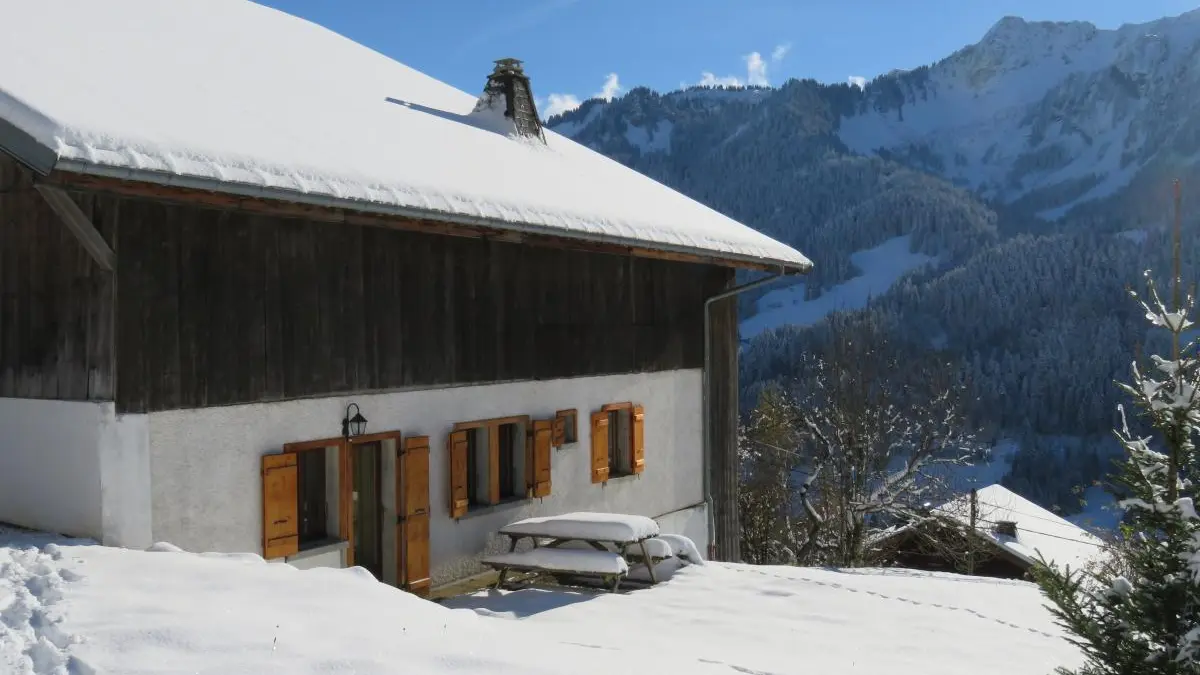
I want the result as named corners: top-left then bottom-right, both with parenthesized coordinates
top-left (1034, 268), bottom-right (1200, 674)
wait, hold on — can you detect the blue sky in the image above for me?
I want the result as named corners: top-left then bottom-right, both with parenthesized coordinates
top-left (261, 0), bottom-right (1196, 116)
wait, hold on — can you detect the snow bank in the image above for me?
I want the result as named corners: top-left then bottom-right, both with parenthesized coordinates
top-left (0, 0), bottom-right (808, 271)
top-left (0, 526), bottom-right (1080, 675)
top-left (0, 527), bottom-right (733, 675)
top-left (447, 564), bottom-right (1083, 675)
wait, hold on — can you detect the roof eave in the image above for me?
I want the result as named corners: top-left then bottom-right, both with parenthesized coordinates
top-left (52, 158), bottom-right (813, 274)
top-left (0, 117), bottom-right (56, 176)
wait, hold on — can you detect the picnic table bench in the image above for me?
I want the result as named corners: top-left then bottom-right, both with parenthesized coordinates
top-left (480, 512), bottom-right (663, 592)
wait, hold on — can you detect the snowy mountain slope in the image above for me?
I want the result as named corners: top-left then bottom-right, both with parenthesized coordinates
top-left (0, 527), bottom-right (1082, 675)
top-left (841, 10), bottom-right (1200, 216)
top-left (545, 9), bottom-right (1200, 523)
top-left (741, 236), bottom-right (934, 338)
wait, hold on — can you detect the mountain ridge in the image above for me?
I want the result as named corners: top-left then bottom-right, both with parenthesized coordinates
top-left (546, 8), bottom-right (1200, 522)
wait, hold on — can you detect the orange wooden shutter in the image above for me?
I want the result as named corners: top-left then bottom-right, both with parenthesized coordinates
top-left (590, 411), bottom-right (610, 483)
top-left (552, 415), bottom-right (566, 447)
top-left (399, 436), bottom-right (432, 597)
top-left (448, 430), bottom-right (470, 518)
top-left (532, 419), bottom-right (553, 497)
top-left (631, 405), bottom-right (646, 474)
top-left (261, 453), bottom-right (299, 559)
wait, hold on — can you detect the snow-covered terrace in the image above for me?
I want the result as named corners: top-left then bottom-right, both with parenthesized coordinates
top-left (1, 526), bottom-right (1081, 674)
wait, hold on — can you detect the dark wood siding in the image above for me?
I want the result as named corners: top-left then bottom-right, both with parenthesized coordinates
top-left (707, 290), bottom-right (740, 562)
top-left (111, 194), bottom-right (732, 413)
top-left (0, 154), bottom-right (114, 400)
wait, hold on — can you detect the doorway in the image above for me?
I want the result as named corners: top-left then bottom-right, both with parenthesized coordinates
top-left (352, 441), bottom-right (384, 579)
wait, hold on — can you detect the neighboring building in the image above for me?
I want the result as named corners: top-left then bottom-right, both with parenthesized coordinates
top-left (0, 1), bottom-right (809, 594)
top-left (875, 484), bottom-right (1109, 580)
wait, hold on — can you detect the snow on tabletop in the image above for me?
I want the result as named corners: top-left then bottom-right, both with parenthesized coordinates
top-left (445, 564), bottom-right (1082, 674)
top-left (937, 483), bottom-right (1109, 573)
top-left (0, 0), bottom-right (809, 271)
top-left (500, 512), bottom-right (660, 543)
top-left (482, 549), bottom-right (629, 575)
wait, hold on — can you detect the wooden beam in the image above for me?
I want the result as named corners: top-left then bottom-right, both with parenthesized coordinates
top-left (44, 170), bottom-right (791, 273)
top-left (34, 183), bottom-right (115, 272)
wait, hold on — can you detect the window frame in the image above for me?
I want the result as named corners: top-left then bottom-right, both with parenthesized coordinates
top-left (451, 415), bottom-right (532, 514)
top-left (554, 408), bottom-right (578, 446)
top-left (601, 402), bottom-right (635, 478)
top-left (281, 431), bottom-right (404, 566)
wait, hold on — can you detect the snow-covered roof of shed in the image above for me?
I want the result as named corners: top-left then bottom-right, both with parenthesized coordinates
top-left (0, 0), bottom-right (810, 272)
top-left (936, 484), bottom-right (1108, 573)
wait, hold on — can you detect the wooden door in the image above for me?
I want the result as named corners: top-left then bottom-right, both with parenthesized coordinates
top-left (398, 436), bottom-right (432, 596)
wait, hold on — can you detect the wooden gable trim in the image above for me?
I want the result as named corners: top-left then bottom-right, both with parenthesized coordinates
top-left (43, 169), bottom-right (800, 273)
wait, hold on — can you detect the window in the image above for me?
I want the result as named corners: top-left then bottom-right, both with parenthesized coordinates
top-left (261, 441), bottom-right (341, 560)
top-left (449, 416), bottom-right (540, 518)
top-left (590, 403), bottom-right (645, 483)
top-left (554, 409), bottom-right (578, 446)
top-left (608, 409), bottom-right (632, 477)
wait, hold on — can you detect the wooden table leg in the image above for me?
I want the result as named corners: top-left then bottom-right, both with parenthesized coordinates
top-left (639, 540), bottom-right (658, 584)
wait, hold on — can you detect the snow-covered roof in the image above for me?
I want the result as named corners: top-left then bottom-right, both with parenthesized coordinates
top-left (0, 0), bottom-right (811, 273)
top-left (937, 484), bottom-right (1108, 573)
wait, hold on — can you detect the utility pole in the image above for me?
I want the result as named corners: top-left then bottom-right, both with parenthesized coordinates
top-left (967, 487), bottom-right (978, 576)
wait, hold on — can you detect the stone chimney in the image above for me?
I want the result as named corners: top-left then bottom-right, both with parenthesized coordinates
top-left (472, 58), bottom-right (545, 142)
top-left (993, 520), bottom-right (1018, 538)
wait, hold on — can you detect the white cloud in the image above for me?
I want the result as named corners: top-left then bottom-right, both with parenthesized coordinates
top-left (698, 72), bottom-right (743, 87)
top-left (597, 73), bottom-right (621, 101)
top-left (745, 51), bottom-right (768, 86)
top-left (848, 75), bottom-right (868, 90)
top-left (699, 48), bottom-right (781, 88)
top-left (537, 72), bottom-right (622, 119)
top-left (541, 92), bottom-right (582, 117)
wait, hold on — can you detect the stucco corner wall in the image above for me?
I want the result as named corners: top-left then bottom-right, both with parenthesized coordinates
top-left (145, 369), bottom-right (704, 585)
top-left (0, 398), bottom-right (107, 539)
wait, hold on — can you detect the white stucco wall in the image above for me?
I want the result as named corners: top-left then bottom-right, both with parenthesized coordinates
top-left (144, 369), bottom-right (705, 584)
top-left (0, 398), bottom-right (151, 548)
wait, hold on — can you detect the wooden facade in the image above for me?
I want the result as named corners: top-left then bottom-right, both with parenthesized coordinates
top-left (0, 155), bottom-right (114, 400)
top-left (0, 154), bottom-right (735, 414)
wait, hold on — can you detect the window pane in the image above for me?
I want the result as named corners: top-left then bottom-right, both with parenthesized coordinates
top-left (498, 423), bottom-right (516, 500)
top-left (297, 449), bottom-right (328, 546)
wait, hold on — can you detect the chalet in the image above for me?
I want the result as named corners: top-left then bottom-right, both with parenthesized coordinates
top-left (874, 484), bottom-right (1109, 580)
top-left (0, 1), bottom-right (809, 594)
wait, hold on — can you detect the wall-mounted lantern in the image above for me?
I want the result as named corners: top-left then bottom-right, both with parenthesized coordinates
top-left (342, 402), bottom-right (368, 438)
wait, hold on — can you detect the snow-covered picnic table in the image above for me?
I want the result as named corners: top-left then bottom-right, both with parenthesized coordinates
top-left (481, 512), bottom-right (663, 591)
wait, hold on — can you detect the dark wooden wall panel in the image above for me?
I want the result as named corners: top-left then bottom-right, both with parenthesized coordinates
top-left (707, 288), bottom-right (741, 562)
top-left (0, 154), bottom-right (114, 401)
top-left (108, 194), bottom-right (730, 414)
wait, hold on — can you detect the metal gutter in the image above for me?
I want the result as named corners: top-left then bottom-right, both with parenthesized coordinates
top-left (701, 271), bottom-right (792, 560)
top-left (0, 117), bottom-right (56, 176)
top-left (53, 159), bottom-right (814, 275)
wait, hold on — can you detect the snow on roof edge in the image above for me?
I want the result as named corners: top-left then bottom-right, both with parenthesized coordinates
top-left (54, 157), bottom-right (813, 273)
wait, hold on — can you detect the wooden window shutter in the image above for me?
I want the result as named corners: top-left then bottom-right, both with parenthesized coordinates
top-left (261, 453), bottom-right (299, 559)
top-left (532, 419), bottom-right (553, 497)
top-left (552, 416), bottom-right (566, 447)
top-left (631, 405), bottom-right (646, 474)
top-left (399, 436), bottom-right (432, 597)
top-left (590, 411), bottom-right (610, 483)
top-left (448, 430), bottom-right (470, 519)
